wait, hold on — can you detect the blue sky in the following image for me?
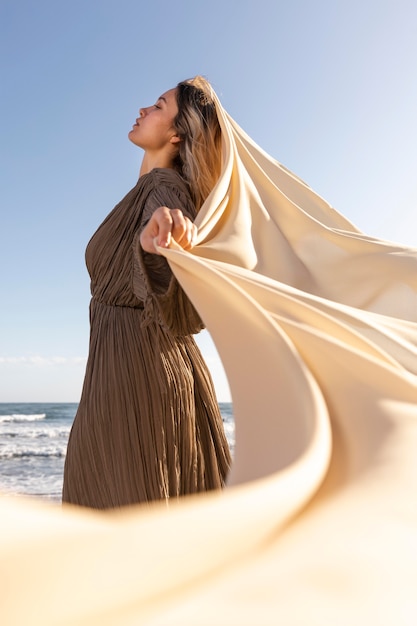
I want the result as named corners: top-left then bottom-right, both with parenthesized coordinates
top-left (1, 0), bottom-right (416, 402)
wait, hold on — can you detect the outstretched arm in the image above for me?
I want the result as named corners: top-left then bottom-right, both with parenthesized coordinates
top-left (140, 206), bottom-right (197, 254)
top-left (132, 176), bottom-right (204, 334)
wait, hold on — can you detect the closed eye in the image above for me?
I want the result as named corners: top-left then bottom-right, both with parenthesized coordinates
top-left (154, 96), bottom-right (167, 109)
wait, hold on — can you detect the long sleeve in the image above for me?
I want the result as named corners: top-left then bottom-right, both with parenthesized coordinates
top-left (132, 172), bottom-right (205, 336)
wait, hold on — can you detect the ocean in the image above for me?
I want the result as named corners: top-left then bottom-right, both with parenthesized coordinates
top-left (0, 402), bottom-right (235, 503)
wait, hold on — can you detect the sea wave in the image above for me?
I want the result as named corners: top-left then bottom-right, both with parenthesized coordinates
top-left (0, 444), bottom-right (66, 459)
top-left (0, 413), bottom-right (46, 423)
top-left (0, 426), bottom-right (70, 439)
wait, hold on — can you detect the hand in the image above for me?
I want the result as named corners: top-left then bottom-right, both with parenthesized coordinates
top-left (139, 206), bottom-right (197, 254)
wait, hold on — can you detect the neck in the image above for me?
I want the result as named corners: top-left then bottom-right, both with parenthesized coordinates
top-left (139, 152), bottom-right (175, 177)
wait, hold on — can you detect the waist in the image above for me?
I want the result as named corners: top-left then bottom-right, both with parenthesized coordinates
top-left (91, 296), bottom-right (145, 311)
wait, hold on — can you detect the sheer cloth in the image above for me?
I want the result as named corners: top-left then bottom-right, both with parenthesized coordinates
top-left (1, 89), bottom-right (416, 625)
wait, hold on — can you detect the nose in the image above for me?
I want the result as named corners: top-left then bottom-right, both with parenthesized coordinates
top-left (139, 107), bottom-right (148, 117)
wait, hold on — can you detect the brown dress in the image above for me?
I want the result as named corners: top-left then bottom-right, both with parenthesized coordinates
top-left (62, 168), bottom-right (231, 509)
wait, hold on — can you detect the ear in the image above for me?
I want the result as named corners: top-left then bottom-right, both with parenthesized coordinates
top-left (170, 133), bottom-right (182, 145)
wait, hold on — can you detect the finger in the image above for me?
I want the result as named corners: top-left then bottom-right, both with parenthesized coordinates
top-left (180, 222), bottom-right (197, 249)
top-left (170, 211), bottom-right (197, 249)
top-left (139, 229), bottom-right (163, 254)
top-left (139, 207), bottom-right (172, 253)
top-left (154, 209), bottom-right (174, 248)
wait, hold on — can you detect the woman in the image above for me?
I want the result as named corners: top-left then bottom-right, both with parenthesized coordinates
top-left (62, 77), bottom-right (231, 509)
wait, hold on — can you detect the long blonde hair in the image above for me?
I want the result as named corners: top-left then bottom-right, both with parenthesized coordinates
top-left (173, 76), bottom-right (222, 211)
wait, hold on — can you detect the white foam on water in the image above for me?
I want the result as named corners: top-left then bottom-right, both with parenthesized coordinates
top-left (0, 413), bottom-right (46, 423)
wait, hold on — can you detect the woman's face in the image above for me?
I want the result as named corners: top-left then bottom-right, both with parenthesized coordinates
top-left (128, 88), bottom-right (179, 152)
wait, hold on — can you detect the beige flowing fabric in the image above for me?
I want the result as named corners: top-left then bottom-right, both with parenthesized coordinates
top-left (1, 91), bottom-right (417, 625)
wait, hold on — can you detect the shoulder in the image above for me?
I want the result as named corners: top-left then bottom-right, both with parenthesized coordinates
top-left (141, 168), bottom-right (195, 214)
top-left (142, 168), bottom-right (189, 195)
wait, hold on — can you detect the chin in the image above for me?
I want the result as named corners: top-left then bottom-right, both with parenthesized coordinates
top-left (128, 131), bottom-right (139, 146)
